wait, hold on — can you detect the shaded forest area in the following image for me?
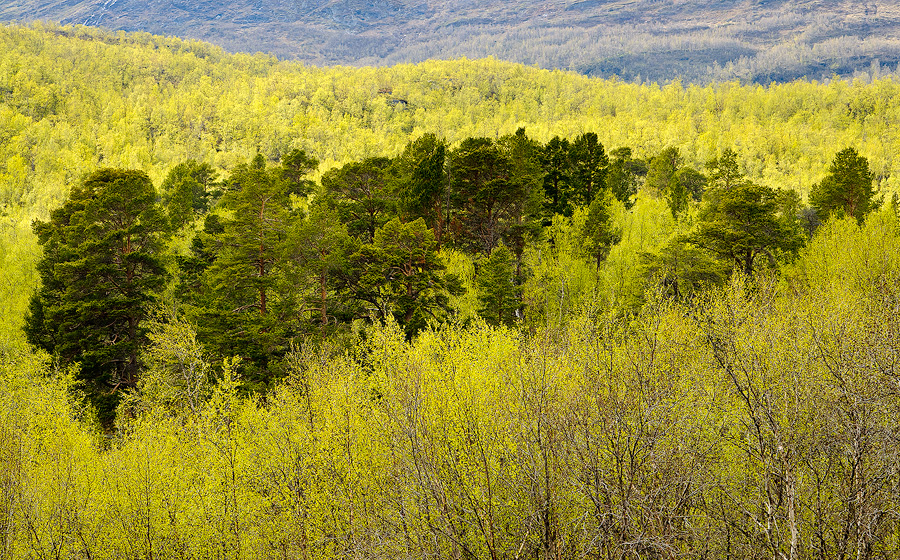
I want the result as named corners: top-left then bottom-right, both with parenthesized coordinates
top-left (1, 23), bottom-right (900, 558)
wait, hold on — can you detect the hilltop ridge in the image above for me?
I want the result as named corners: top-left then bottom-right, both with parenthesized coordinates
top-left (4, 0), bottom-right (900, 82)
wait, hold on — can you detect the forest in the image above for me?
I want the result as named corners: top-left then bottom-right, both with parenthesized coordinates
top-left (1, 22), bottom-right (900, 559)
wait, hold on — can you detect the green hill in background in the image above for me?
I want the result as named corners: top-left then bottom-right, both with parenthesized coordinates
top-left (4, 0), bottom-right (900, 83)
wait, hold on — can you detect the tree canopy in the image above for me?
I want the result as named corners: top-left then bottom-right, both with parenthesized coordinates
top-left (24, 168), bottom-right (168, 423)
top-left (810, 147), bottom-right (878, 224)
top-left (690, 150), bottom-right (803, 276)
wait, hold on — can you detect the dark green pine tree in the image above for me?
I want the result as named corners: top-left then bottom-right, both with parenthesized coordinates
top-left (667, 167), bottom-right (707, 220)
top-left (394, 133), bottom-right (449, 245)
top-left (639, 235), bottom-right (729, 301)
top-left (540, 135), bottom-right (573, 218)
top-left (568, 132), bottom-right (608, 207)
top-left (160, 160), bottom-right (220, 231)
top-left (476, 242), bottom-right (518, 327)
top-left (192, 152), bottom-right (316, 387)
top-left (174, 213), bottom-right (224, 305)
top-left (690, 151), bottom-right (804, 277)
top-left (499, 128), bottom-right (545, 282)
top-left (646, 147), bottom-right (683, 199)
top-left (810, 147), bottom-right (879, 224)
top-left (321, 157), bottom-right (398, 243)
top-left (448, 137), bottom-right (516, 254)
top-left (285, 201), bottom-right (352, 335)
top-left (606, 147), bottom-right (646, 210)
top-left (339, 218), bottom-right (451, 337)
top-left (581, 191), bottom-right (622, 271)
top-left (24, 169), bottom-right (169, 425)
top-left (279, 148), bottom-right (319, 198)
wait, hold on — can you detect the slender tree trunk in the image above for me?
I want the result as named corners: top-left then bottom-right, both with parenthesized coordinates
top-left (259, 198), bottom-right (268, 314)
top-left (319, 271), bottom-right (327, 330)
top-left (787, 468), bottom-right (799, 560)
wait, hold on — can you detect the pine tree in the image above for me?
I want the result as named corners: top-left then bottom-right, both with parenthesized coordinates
top-left (810, 147), bottom-right (878, 224)
top-left (286, 201), bottom-right (352, 334)
top-left (394, 133), bottom-right (448, 245)
top-left (646, 147), bottom-right (683, 198)
top-left (321, 157), bottom-right (397, 243)
top-left (639, 235), bottom-right (728, 300)
top-left (569, 132), bottom-right (608, 207)
top-left (581, 190), bottom-right (621, 270)
top-left (214, 153), bottom-right (294, 318)
top-left (540, 136), bottom-right (573, 217)
top-left (340, 218), bottom-right (450, 336)
top-left (280, 148), bottom-right (318, 198)
top-left (667, 167), bottom-right (707, 220)
top-left (606, 147), bottom-right (645, 210)
top-left (24, 169), bottom-right (169, 424)
top-left (690, 152), bottom-right (803, 277)
top-left (476, 243), bottom-right (518, 327)
top-left (449, 137), bottom-right (515, 254)
top-left (160, 160), bottom-right (219, 231)
top-left (192, 152), bottom-right (315, 387)
top-left (499, 128), bottom-right (544, 282)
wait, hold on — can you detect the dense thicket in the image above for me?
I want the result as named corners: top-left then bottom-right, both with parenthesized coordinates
top-left (2, 208), bottom-right (899, 559)
top-left (28, 123), bottom-right (843, 412)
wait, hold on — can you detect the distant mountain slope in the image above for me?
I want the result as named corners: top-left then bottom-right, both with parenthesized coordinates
top-left (5, 0), bottom-right (900, 82)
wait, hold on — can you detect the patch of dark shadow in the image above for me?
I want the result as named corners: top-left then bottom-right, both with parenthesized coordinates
top-left (795, 20), bottom-right (900, 44)
top-left (753, 66), bottom-right (826, 85)
top-left (441, 17), bottom-right (494, 28)
top-left (601, 11), bottom-right (648, 24)
top-left (304, 0), bottom-right (425, 25)
top-left (232, 14), bottom-right (269, 24)
top-left (826, 19), bottom-right (896, 37)
top-left (352, 10), bottom-right (397, 21)
top-left (388, 98), bottom-right (409, 106)
top-left (825, 55), bottom-right (899, 75)
top-left (754, 54), bottom-right (900, 84)
top-left (408, 3), bottom-right (432, 18)
top-left (664, 24), bottom-right (716, 34)
top-left (565, 0), bottom-right (611, 12)
top-left (735, 26), bottom-right (802, 41)
top-left (577, 47), bottom-right (756, 83)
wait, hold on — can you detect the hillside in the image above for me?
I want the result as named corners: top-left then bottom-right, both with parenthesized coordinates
top-left (2, 23), bottom-right (900, 559)
top-left (4, 0), bottom-right (900, 82)
top-left (3, 21), bottom-right (900, 339)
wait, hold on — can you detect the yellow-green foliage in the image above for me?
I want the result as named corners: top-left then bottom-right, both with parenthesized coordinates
top-left (3, 22), bottom-right (900, 557)
top-left (0, 348), bottom-right (96, 558)
top-left (4, 24), bottom-right (900, 206)
top-left (785, 209), bottom-right (900, 300)
top-left (439, 247), bottom-right (479, 322)
top-left (1, 208), bottom-right (898, 558)
top-left (3, 22), bottom-right (900, 336)
top-left (519, 212), bottom-right (598, 328)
